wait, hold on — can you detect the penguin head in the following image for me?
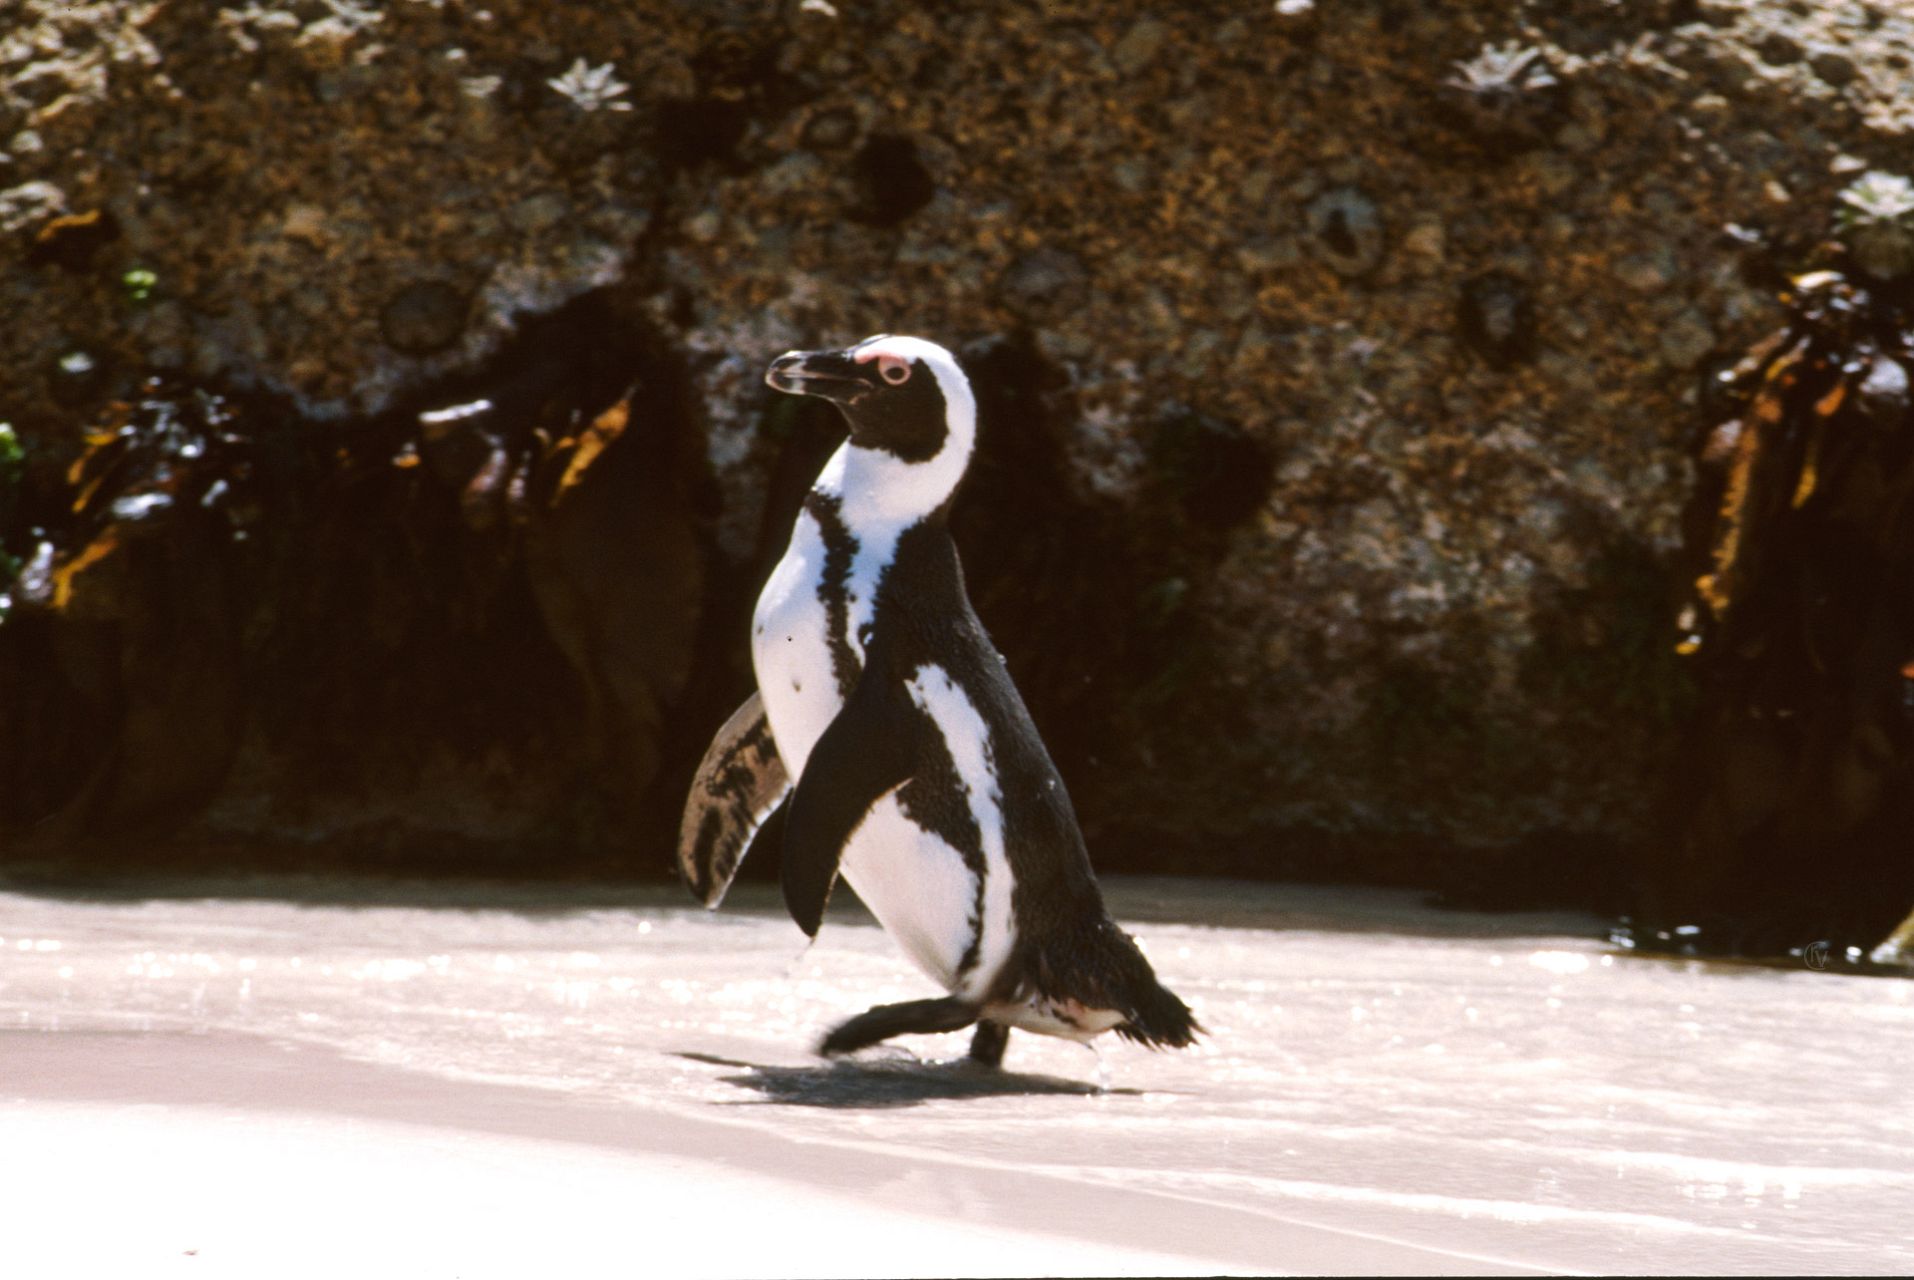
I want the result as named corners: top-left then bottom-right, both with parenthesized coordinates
top-left (766, 335), bottom-right (975, 467)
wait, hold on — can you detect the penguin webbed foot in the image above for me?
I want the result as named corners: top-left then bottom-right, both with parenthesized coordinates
top-left (818, 996), bottom-right (980, 1058)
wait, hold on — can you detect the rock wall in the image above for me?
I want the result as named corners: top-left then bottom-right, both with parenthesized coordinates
top-left (5, 0), bottom-right (1914, 884)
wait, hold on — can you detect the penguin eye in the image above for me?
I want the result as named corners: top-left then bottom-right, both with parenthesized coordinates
top-left (876, 354), bottom-right (911, 386)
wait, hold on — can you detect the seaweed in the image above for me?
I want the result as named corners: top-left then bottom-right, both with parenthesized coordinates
top-left (1648, 268), bottom-right (1914, 959)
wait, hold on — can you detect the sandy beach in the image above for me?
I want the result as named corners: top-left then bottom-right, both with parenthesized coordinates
top-left (3, 879), bottom-right (1909, 1277)
top-left (3, 1029), bottom-right (1527, 1278)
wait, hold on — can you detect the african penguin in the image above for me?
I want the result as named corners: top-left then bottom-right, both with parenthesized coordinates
top-left (678, 334), bottom-right (1198, 1065)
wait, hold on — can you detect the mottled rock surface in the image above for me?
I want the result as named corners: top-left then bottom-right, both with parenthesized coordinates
top-left (6, 0), bottom-right (1914, 883)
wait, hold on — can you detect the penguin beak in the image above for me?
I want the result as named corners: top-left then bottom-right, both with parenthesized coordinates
top-left (765, 349), bottom-right (879, 404)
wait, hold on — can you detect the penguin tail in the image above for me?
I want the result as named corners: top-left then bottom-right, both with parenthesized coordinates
top-left (1029, 915), bottom-right (1202, 1050)
top-left (1113, 974), bottom-right (1203, 1050)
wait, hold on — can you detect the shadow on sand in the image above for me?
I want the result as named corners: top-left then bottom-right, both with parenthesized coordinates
top-left (674, 1051), bottom-right (1145, 1109)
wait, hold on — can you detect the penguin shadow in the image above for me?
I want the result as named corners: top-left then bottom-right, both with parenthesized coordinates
top-left (673, 1050), bottom-right (1146, 1109)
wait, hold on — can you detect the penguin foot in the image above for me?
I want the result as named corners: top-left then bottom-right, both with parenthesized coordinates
top-left (819, 996), bottom-right (979, 1057)
top-left (966, 1021), bottom-right (1009, 1068)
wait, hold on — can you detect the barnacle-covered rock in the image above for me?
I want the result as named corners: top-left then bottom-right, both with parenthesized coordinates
top-left (1305, 187), bottom-right (1385, 279)
top-left (1440, 41), bottom-right (1565, 155)
top-left (4, 0), bottom-right (1914, 887)
top-left (1835, 170), bottom-right (1914, 282)
top-left (1456, 273), bottom-right (1537, 369)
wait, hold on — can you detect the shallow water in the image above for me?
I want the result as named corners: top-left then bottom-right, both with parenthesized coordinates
top-left (1, 877), bottom-right (1908, 1274)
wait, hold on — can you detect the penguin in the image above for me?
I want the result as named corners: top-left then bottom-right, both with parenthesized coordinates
top-left (678, 334), bottom-right (1198, 1066)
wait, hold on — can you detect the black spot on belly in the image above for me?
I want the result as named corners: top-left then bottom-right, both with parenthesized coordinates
top-left (805, 492), bottom-right (863, 700)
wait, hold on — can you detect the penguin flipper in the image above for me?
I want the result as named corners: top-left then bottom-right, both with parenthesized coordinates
top-left (676, 690), bottom-right (790, 908)
top-left (780, 662), bottom-right (916, 938)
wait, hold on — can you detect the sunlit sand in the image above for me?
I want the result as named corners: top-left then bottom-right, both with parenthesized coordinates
top-left (3, 879), bottom-right (1909, 1276)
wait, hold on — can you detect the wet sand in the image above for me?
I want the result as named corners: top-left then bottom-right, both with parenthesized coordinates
top-left (2, 878), bottom-right (1909, 1276)
top-left (3, 1029), bottom-right (1527, 1278)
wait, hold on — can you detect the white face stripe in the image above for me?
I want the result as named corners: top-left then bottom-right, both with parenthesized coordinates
top-left (830, 335), bottom-right (977, 530)
top-left (850, 333), bottom-right (945, 365)
top-left (905, 663), bottom-right (1016, 998)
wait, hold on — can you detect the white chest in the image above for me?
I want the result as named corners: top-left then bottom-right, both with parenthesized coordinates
top-left (751, 510), bottom-right (840, 779)
top-left (750, 486), bottom-right (904, 769)
top-left (750, 505), bottom-right (1018, 1001)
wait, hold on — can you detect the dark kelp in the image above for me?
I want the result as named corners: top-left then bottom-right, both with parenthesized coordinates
top-left (0, 293), bottom-right (713, 873)
top-left (1645, 267), bottom-right (1914, 962)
